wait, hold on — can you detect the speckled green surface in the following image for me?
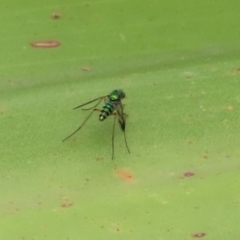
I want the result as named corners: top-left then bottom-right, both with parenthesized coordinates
top-left (1, 0), bottom-right (240, 239)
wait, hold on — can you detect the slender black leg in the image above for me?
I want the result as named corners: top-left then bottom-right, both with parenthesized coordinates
top-left (62, 108), bottom-right (101, 142)
top-left (73, 95), bottom-right (107, 110)
top-left (81, 98), bottom-right (103, 110)
top-left (117, 110), bottom-right (130, 154)
top-left (63, 97), bottom-right (105, 141)
top-left (112, 113), bottom-right (117, 160)
top-left (81, 96), bottom-right (107, 110)
top-left (103, 96), bottom-right (107, 104)
top-left (122, 124), bottom-right (130, 153)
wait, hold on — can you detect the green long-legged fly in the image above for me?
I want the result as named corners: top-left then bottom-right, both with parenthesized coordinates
top-left (63, 89), bottom-right (130, 160)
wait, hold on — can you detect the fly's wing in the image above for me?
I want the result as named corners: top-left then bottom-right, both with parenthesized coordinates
top-left (73, 95), bottom-right (108, 110)
top-left (116, 103), bottom-right (130, 153)
top-left (116, 102), bottom-right (126, 131)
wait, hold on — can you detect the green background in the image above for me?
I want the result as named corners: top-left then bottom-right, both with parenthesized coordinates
top-left (1, 0), bottom-right (240, 239)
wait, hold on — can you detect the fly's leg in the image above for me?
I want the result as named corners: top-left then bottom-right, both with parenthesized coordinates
top-left (62, 108), bottom-right (101, 142)
top-left (119, 115), bottom-right (130, 154)
top-left (112, 113), bottom-right (117, 160)
top-left (63, 97), bottom-right (105, 141)
top-left (73, 95), bottom-right (107, 110)
top-left (117, 107), bottom-right (130, 154)
top-left (81, 96), bottom-right (109, 111)
top-left (92, 108), bottom-right (116, 160)
top-left (81, 98), bottom-right (103, 110)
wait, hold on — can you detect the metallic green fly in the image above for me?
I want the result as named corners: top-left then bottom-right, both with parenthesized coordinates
top-left (63, 89), bottom-right (130, 160)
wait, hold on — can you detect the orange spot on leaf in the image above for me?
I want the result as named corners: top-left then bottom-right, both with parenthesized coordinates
top-left (31, 41), bottom-right (60, 48)
top-left (115, 169), bottom-right (134, 183)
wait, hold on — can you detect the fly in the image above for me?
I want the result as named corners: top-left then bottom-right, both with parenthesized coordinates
top-left (63, 89), bottom-right (130, 160)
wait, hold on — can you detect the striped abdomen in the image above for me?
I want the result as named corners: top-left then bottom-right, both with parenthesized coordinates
top-left (99, 101), bottom-right (116, 121)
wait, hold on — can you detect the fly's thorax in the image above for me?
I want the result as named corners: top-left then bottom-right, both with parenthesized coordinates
top-left (109, 89), bottom-right (125, 101)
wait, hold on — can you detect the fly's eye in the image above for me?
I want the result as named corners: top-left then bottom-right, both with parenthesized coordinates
top-left (110, 95), bottom-right (118, 101)
top-left (117, 90), bottom-right (125, 99)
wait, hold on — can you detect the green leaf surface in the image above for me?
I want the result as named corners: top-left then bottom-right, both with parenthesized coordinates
top-left (1, 0), bottom-right (240, 239)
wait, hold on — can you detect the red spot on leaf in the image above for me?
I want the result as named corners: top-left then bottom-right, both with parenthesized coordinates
top-left (31, 41), bottom-right (60, 48)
